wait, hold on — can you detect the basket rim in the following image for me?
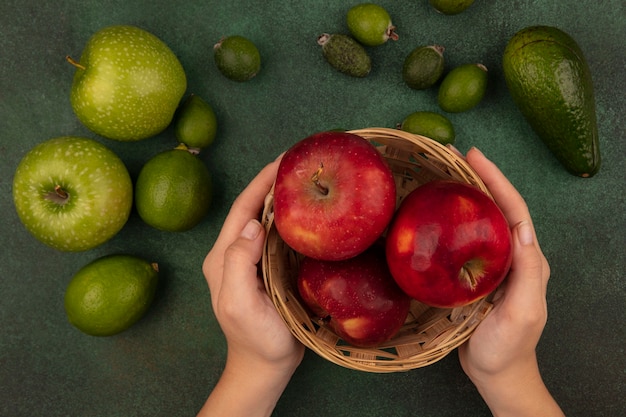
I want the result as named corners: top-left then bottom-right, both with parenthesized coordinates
top-left (347, 127), bottom-right (490, 197)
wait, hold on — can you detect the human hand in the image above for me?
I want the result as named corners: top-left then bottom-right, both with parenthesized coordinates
top-left (199, 157), bottom-right (304, 417)
top-left (456, 147), bottom-right (563, 416)
top-left (458, 147), bottom-right (549, 380)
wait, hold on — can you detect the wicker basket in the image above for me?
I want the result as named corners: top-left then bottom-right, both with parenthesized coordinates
top-left (261, 127), bottom-right (495, 373)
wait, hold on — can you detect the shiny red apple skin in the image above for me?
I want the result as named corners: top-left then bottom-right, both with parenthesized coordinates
top-left (297, 245), bottom-right (411, 348)
top-left (385, 180), bottom-right (512, 308)
top-left (273, 131), bottom-right (396, 261)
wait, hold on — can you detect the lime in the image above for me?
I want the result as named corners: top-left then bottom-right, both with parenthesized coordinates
top-left (174, 94), bottom-right (218, 150)
top-left (438, 63), bottom-right (488, 113)
top-left (64, 254), bottom-right (159, 336)
top-left (400, 111), bottom-right (456, 145)
top-left (429, 0), bottom-right (475, 15)
top-left (402, 45), bottom-right (445, 90)
top-left (214, 35), bottom-right (261, 82)
top-left (135, 144), bottom-right (212, 232)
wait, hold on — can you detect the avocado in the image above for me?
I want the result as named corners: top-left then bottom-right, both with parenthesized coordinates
top-left (503, 25), bottom-right (600, 177)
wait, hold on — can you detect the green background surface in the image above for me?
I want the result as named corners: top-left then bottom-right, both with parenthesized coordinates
top-left (1, 1), bottom-right (624, 416)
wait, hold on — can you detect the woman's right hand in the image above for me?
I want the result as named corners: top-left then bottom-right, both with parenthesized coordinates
top-left (458, 147), bottom-right (564, 417)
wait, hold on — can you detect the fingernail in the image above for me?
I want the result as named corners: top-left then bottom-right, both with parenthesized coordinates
top-left (470, 146), bottom-right (484, 157)
top-left (517, 220), bottom-right (534, 246)
top-left (240, 219), bottom-right (262, 240)
top-left (446, 143), bottom-right (462, 156)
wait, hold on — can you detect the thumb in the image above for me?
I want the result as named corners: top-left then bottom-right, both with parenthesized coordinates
top-left (219, 219), bottom-right (266, 302)
top-left (499, 220), bottom-right (548, 321)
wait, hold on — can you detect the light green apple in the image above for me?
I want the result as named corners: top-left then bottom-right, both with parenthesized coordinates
top-left (67, 25), bottom-right (187, 141)
top-left (12, 136), bottom-right (133, 251)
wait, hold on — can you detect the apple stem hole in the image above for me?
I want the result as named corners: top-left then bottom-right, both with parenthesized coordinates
top-left (311, 163), bottom-right (329, 195)
top-left (45, 185), bottom-right (70, 205)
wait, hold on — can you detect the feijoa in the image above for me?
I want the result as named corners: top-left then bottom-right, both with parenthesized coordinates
top-left (214, 35), bottom-right (261, 82)
top-left (400, 111), bottom-right (455, 145)
top-left (174, 94), bottom-right (218, 150)
top-left (318, 33), bottom-right (371, 78)
top-left (403, 45), bottom-right (445, 90)
top-left (429, 0), bottom-right (475, 15)
top-left (438, 63), bottom-right (488, 113)
top-left (346, 3), bottom-right (398, 47)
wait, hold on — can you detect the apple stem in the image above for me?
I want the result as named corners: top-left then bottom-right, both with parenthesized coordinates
top-left (65, 55), bottom-right (86, 71)
top-left (44, 185), bottom-right (70, 205)
top-left (54, 185), bottom-right (69, 200)
top-left (460, 266), bottom-right (478, 290)
top-left (311, 163), bottom-right (329, 195)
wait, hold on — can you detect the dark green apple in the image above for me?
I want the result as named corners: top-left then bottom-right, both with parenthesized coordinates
top-left (12, 136), bottom-right (133, 251)
top-left (67, 25), bottom-right (187, 141)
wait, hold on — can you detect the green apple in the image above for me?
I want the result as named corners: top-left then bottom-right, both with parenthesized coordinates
top-left (67, 25), bottom-right (187, 141)
top-left (12, 136), bottom-right (133, 251)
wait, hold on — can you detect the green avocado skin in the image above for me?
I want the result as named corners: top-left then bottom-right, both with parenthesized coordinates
top-left (503, 26), bottom-right (600, 177)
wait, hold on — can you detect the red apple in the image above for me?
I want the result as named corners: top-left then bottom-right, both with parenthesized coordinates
top-left (385, 180), bottom-right (512, 308)
top-left (273, 131), bottom-right (396, 261)
top-left (297, 245), bottom-right (411, 348)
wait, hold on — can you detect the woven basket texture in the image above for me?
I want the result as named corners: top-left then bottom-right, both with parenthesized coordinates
top-left (262, 127), bottom-right (495, 372)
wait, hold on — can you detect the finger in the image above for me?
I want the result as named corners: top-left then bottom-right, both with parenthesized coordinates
top-left (466, 147), bottom-right (549, 290)
top-left (465, 147), bottom-right (549, 264)
top-left (465, 148), bottom-right (532, 230)
top-left (204, 157), bottom-right (281, 295)
top-left (219, 220), bottom-right (266, 315)
top-left (216, 157), bottom-right (281, 248)
top-left (446, 143), bottom-right (464, 158)
top-left (498, 220), bottom-right (549, 329)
